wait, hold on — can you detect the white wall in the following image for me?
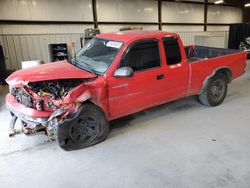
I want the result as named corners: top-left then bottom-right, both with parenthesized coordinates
top-left (0, 24), bottom-right (93, 34)
top-left (208, 5), bottom-right (242, 24)
top-left (207, 26), bottom-right (230, 31)
top-left (162, 2), bottom-right (204, 23)
top-left (162, 26), bottom-right (204, 32)
top-left (0, 0), bottom-right (93, 21)
top-left (0, 0), bottom-right (243, 34)
top-left (98, 24), bottom-right (158, 33)
top-left (97, 0), bottom-right (158, 22)
top-left (0, 0), bottom-right (93, 34)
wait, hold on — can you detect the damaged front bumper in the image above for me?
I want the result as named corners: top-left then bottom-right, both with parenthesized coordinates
top-left (6, 94), bottom-right (64, 137)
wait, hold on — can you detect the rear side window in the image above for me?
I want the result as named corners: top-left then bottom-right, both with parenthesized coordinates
top-left (163, 37), bottom-right (182, 65)
top-left (120, 40), bottom-right (160, 71)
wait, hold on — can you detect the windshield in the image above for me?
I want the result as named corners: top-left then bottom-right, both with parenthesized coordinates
top-left (71, 38), bottom-right (123, 75)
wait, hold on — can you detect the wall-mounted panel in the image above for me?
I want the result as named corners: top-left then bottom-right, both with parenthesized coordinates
top-left (162, 2), bottom-right (204, 23)
top-left (183, 0), bottom-right (204, 2)
top-left (194, 36), bottom-right (226, 48)
top-left (208, 6), bottom-right (242, 24)
top-left (176, 0), bottom-right (219, 2)
top-left (162, 25), bottom-right (204, 32)
top-left (0, 33), bottom-right (84, 70)
top-left (97, 0), bottom-right (158, 22)
top-left (175, 31), bottom-right (229, 48)
top-left (0, 24), bottom-right (93, 35)
top-left (98, 25), bottom-right (158, 33)
top-left (207, 26), bottom-right (229, 31)
top-left (0, 0), bottom-right (93, 21)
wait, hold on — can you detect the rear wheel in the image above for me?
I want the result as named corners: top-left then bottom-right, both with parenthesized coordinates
top-left (199, 73), bottom-right (228, 107)
top-left (57, 103), bottom-right (110, 151)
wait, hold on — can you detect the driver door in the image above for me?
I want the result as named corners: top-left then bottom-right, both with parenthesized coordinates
top-left (108, 39), bottom-right (166, 120)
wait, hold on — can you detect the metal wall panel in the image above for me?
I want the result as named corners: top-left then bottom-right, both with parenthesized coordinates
top-left (0, 33), bottom-right (84, 70)
top-left (162, 2), bottom-right (204, 23)
top-left (176, 31), bottom-right (229, 48)
top-left (98, 24), bottom-right (158, 33)
top-left (0, 0), bottom-right (93, 21)
top-left (208, 5), bottom-right (242, 24)
top-left (97, 0), bottom-right (158, 22)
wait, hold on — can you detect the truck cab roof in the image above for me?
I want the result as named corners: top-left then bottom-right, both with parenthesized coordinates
top-left (96, 30), bottom-right (179, 43)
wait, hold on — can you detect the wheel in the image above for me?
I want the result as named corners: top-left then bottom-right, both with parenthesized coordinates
top-left (57, 103), bottom-right (110, 151)
top-left (198, 73), bottom-right (228, 107)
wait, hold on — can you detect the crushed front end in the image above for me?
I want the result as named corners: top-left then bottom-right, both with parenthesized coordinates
top-left (6, 79), bottom-right (91, 137)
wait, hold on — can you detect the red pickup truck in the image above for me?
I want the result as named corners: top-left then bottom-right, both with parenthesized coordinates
top-left (6, 30), bottom-right (247, 150)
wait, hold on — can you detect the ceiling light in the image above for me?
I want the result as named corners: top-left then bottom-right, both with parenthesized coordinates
top-left (245, 3), bottom-right (250, 7)
top-left (214, 0), bottom-right (224, 4)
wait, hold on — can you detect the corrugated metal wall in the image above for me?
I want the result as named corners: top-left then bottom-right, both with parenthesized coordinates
top-left (0, 31), bottom-right (229, 71)
top-left (0, 33), bottom-right (84, 70)
top-left (177, 31), bottom-right (229, 48)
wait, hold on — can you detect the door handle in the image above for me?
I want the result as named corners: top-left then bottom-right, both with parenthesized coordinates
top-left (156, 74), bottom-right (164, 80)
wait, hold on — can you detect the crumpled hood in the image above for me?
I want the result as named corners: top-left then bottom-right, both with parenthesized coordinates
top-left (6, 60), bottom-right (97, 87)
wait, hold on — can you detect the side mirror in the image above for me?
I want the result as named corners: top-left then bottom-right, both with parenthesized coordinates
top-left (114, 67), bottom-right (134, 77)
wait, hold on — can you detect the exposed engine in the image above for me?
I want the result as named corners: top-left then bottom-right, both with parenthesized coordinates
top-left (11, 87), bottom-right (33, 108)
top-left (10, 79), bottom-right (84, 113)
top-left (28, 79), bottom-right (82, 99)
top-left (9, 79), bottom-right (86, 137)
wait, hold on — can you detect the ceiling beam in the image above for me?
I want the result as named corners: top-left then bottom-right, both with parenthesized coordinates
top-left (92, 0), bottom-right (98, 28)
top-left (158, 0), bottom-right (162, 30)
top-left (0, 20), bottom-right (94, 25)
top-left (204, 0), bottom-right (208, 31)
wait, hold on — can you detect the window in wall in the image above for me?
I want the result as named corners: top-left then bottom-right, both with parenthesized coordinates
top-left (163, 37), bottom-right (182, 65)
top-left (120, 40), bottom-right (160, 71)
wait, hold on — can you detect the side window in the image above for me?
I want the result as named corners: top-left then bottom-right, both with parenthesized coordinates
top-left (120, 40), bottom-right (160, 71)
top-left (163, 37), bottom-right (182, 65)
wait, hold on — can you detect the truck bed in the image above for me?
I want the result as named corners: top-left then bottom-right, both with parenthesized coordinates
top-left (185, 45), bottom-right (241, 63)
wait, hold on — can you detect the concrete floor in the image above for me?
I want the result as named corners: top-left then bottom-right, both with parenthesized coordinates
top-left (0, 63), bottom-right (250, 188)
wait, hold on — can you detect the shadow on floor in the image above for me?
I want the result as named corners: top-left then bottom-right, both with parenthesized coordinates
top-left (109, 96), bottom-right (201, 136)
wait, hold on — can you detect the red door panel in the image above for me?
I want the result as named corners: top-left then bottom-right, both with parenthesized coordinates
top-left (160, 36), bottom-right (190, 100)
top-left (108, 68), bottom-right (167, 119)
top-left (108, 39), bottom-right (167, 120)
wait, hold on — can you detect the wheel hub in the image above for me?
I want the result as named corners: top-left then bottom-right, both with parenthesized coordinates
top-left (211, 79), bottom-right (224, 100)
top-left (69, 115), bottom-right (100, 145)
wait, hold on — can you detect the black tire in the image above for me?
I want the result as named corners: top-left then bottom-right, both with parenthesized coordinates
top-left (57, 103), bottom-right (110, 151)
top-left (198, 73), bottom-right (228, 107)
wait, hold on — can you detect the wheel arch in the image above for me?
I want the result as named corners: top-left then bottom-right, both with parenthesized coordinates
top-left (206, 67), bottom-right (232, 84)
top-left (81, 99), bottom-right (110, 120)
top-left (215, 68), bottom-right (232, 83)
top-left (200, 67), bottom-right (232, 94)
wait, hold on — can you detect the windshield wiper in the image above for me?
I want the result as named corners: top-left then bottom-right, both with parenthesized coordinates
top-left (69, 58), bottom-right (76, 65)
top-left (80, 61), bottom-right (97, 74)
top-left (70, 58), bottom-right (97, 75)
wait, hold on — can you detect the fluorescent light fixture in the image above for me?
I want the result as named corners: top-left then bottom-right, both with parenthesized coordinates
top-left (214, 0), bottom-right (224, 4)
top-left (245, 3), bottom-right (250, 7)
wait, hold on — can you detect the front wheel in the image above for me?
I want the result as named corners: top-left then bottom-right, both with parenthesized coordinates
top-left (57, 103), bottom-right (110, 151)
top-left (199, 74), bottom-right (228, 107)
